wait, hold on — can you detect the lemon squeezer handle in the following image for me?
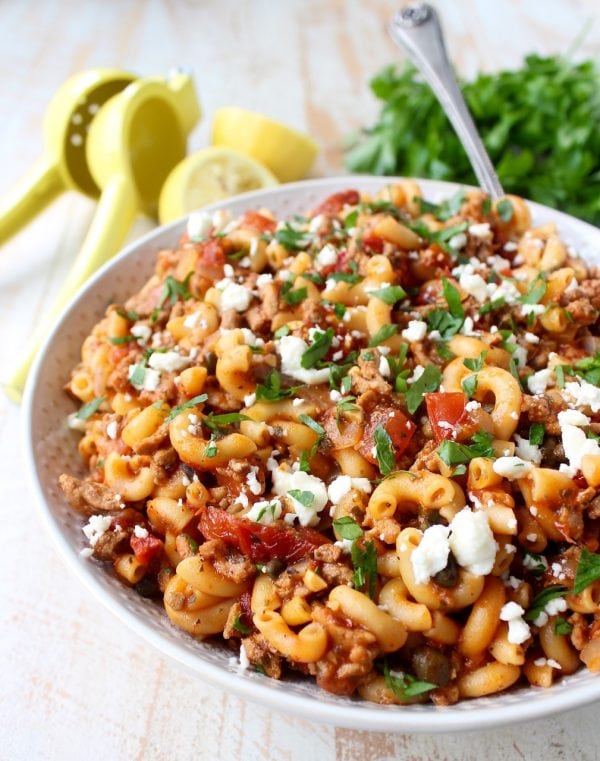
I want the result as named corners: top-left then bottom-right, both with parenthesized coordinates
top-left (0, 158), bottom-right (64, 246)
top-left (5, 174), bottom-right (138, 402)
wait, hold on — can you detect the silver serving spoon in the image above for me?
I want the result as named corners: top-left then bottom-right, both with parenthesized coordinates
top-left (388, 3), bottom-right (504, 198)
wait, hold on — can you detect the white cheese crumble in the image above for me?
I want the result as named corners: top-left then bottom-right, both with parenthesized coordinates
top-left (448, 508), bottom-right (497, 576)
top-left (513, 434), bottom-right (541, 465)
top-left (499, 601), bottom-right (531, 645)
top-left (560, 423), bottom-right (600, 472)
top-left (243, 393), bottom-right (256, 407)
top-left (527, 368), bottom-right (552, 395)
top-left (131, 324), bottom-right (152, 344)
top-left (521, 303), bottom-right (546, 318)
top-left (492, 456), bottom-right (534, 480)
top-left (401, 320), bottom-right (428, 342)
top-left (246, 466), bottom-right (262, 496)
top-left (558, 409), bottom-right (590, 427)
top-left (218, 281), bottom-right (253, 312)
top-left (67, 413), bottom-right (87, 432)
top-left (563, 379), bottom-right (600, 413)
top-left (276, 335), bottom-right (330, 385)
top-left (315, 243), bottom-right (338, 267)
top-left (133, 525), bottom-right (149, 539)
top-left (459, 269), bottom-right (489, 303)
top-left (448, 232), bottom-right (467, 250)
top-left (379, 355), bottom-right (391, 378)
top-left (468, 222), bottom-right (492, 240)
top-left (245, 498), bottom-right (282, 525)
top-left (410, 524), bottom-right (451, 584)
top-left (524, 331), bottom-right (540, 344)
top-left (82, 515), bottom-right (113, 547)
top-left (407, 365), bottom-right (425, 384)
top-left (327, 475), bottom-right (372, 506)
top-left (256, 273), bottom-right (273, 287)
top-left (187, 210), bottom-right (212, 239)
top-left (148, 351), bottom-right (191, 373)
top-left (128, 364), bottom-right (160, 391)
top-left (106, 421), bottom-right (118, 440)
top-left (271, 468), bottom-right (328, 526)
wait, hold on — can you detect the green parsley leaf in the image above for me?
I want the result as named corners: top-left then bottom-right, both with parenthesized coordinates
top-left (426, 308), bottom-right (464, 340)
top-left (301, 328), bottom-right (334, 368)
top-left (442, 277), bottom-right (465, 319)
top-left (76, 396), bottom-right (106, 420)
top-left (374, 424), bottom-right (395, 476)
top-left (462, 374), bottom-right (478, 399)
top-left (255, 370), bottom-right (302, 402)
top-left (288, 489), bottom-right (314, 508)
top-left (368, 324), bottom-right (398, 347)
top-left (232, 614), bottom-right (251, 635)
top-left (574, 352), bottom-right (600, 387)
top-left (203, 412), bottom-right (251, 431)
top-left (524, 586), bottom-right (568, 622)
top-left (417, 189), bottom-right (465, 221)
top-left (351, 538), bottom-right (378, 598)
top-left (574, 548), bottom-right (600, 595)
top-left (128, 364), bottom-right (146, 387)
top-left (437, 430), bottom-right (494, 466)
top-left (159, 273), bottom-right (194, 308)
top-left (523, 551), bottom-right (547, 577)
top-left (479, 297), bottom-right (506, 315)
top-left (463, 351), bottom-right (487, 372)
top-left (116, 308), bottom-right (140, 321)
top-left (299, 414), bottom-right (325, 457)
top-left (299, 450), bottom-right (311, 472)
top-left (332, 516), bottom-right (364, 541)
top-left (344, 209), bottom-right (359, 229)
top-left (369, 284), bottom-right (407, 305)
top-left (204, 437), bottom-right (218, 458)
top-left (327, 260), bottom-right (364, 287)
top-left (405, 364), bottom-right (442, 415)
top-left (165, 394), bottom-right (209, 422)
top-left (341, 376), bottom-right (352, 394)
top-left (380, 659), bottom-right (436, 700)
top-left (517, 273), bottom-right (547, 305)
top-left (496, 198), bottom-right (514, 222)
top-left (436, 342), bottom-right (455, 361)
top-left (529, 423), bottom-right (545, 446)
top-left (108, 334), bottom-right (137, 345)
top-left (274, 325), bottom-right (290, 339)
top-left (281, 280), bottom-right (308, 305)
top-left (555, 364), bottom-right (568, 389)
top-left (274, 223), bottom-right (314, 250)
top-left (554, 618), bottom-right (573, 636)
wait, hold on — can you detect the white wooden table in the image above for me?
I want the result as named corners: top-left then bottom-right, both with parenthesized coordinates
top-left (2, 1), bottom-right (600, 758)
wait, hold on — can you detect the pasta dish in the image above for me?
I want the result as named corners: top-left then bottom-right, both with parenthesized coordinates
top-left (59, 182), bottom-right (600, 705)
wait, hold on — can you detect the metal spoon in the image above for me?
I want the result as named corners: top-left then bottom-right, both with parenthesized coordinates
top-left (388, 3), bottom-right (504, 198)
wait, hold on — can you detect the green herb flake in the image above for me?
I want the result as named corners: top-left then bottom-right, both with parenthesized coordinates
top-left (374, 424), bottom-right (395, 476)
top-left (159, 272), bottom-right (194, 308)
top-left (203, 412), bottom-right (250, 431)
top-left (554, 618), bottom-right (573, 636)
top-left (301, 328), bottom-right (334, 368)
top-left (327, 260), bottom-right (364, 287)
top-left (405, 364), bottom-right (442, 415)
top-left (368, 324), bottom-right (398, 347)
top-left (232, 615), bottom-right (251, 635)
top-left (165, 394), bottom-right (209, 422)
top-left (287, 489), bottom-right (315, 508)
top-left (274, 325), bottom-right (290, 339)
top-left (255, 370), bottom-right (302, 402)
top-left (529, 423), bottom-right (545, 446)
top-left (281, 280), bottom-right (308, 306)
top-left (524, 586), bottom-right (568, 622)
top-left (76, 396), bottom-right (106, 420)
top-left (380, 659), bottom-right (436, 701)
top-left (463, 351), bottom-right (487, 372)
top-left (274, 223), bottom-right (314, 250)
top-left (351, 538), bottom-right (378, 598)
top-left (517, 273), bottom-right (547, 305)
top-left (574, 548), bottom-right (600, 595)
top-left (462, 374), bottom-right (478, 399)
top-left (108, 334), bottom-right (137, 345)
top-left (369, 284), bottom-right (407, 305)
top-left (299, 414), bottom-right (325, 457)
top-left (332, 516), bottom-right (364, 540)
top-left (437, 430), bottom-right (494, 466)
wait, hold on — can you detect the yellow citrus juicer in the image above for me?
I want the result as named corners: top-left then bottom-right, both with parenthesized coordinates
top-left (0, 68), bottom-right (137, 245)
top-left (6, 70), bottom-right (201, 401)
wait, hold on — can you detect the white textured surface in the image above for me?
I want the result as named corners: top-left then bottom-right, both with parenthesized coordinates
top-left (3, 1), bottom-right (600, 759)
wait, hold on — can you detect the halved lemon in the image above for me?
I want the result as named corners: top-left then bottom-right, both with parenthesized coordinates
top-left (211, 107), bottom-right (318, 183)
top-left (158, 146), bottom-right (279, 223)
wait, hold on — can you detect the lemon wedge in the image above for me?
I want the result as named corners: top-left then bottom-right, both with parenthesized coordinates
top-left (158, 146), bottom-right (279, 223)
top-left (211, 107), bottom-right (318, 183)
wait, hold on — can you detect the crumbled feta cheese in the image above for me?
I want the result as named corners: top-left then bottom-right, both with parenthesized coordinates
top-left (271, 468), bottom-right (328, 526)
top-left (131, 324), bottom-right (152, 344)
top-left (448, 232), bottom-right (467, 250)
top-left (514, 434), bottom-right (541, 465)
top-left (401, 320), bottom-right (428, 342)
top-left (219, 281), bottom-right (253, 312)
top-left (379, 355), bottom-right (391, 377)
top-left (459, 316), bottom-right (479, 336)
top-left (246, 498), bottom-right (282, 525)
top-left (465, 400), bottom-right (481, 412)
top-left (276, 335), bottom-right (330, 385)
top-left (128, 364), bottom-right (161, 391)
top-left (527, 368), bottom-right (552, 395)
top-left (513, 345), bottom-right (528, 368)
top-left (448, 508), bottom-right (497, 576)
top-left (407, 365), bottom-right (425, 384)
top-left (309, 213), bottom-right (328, 234)
top-left (460, 270), bottom-right (489, 303)
top-left (148, 351), bottom-right (191, 373)
top-left (243, 393), bottom-right (256, 407)
top-left (563, 380), bottom-right (600, 413)
top-left (327, 475), bottom-right (372, 505)
top-left (503, 241), bottom-right (518, 252)
top-left (487, 255), bottom-right (511, 270)
top-left (468, 222), bottom-right (492, 240)
top-left (82, 515), bottom-right (113, 547)
top-left (133, 525), bottom-right (149, 539)
top-left (499, 602), bottom-right (531, 644)
top-left (523, 553), bottom-right (547, 572)
top-left (565, 277), bottom-right (578, 293)
top-left (561, 423), bottom-right (600, 472)
top-left (410, 524), bottom-right (451, 584)
top-left (524, 331), bottom-right (540, 344)
top-left (292, 398), bottom-right (304, 407)
top-left (521, 303), bottom-right (546, 318)
top-left (80, 547), bottom-right (94, 558)
top-left (187, 210), bottom-right (212, 239)
top-left (67, 413), bottom-right (87, 432)
top-left (558, 409), bottom-right (590, 427)
top-left (106, 421), bottom-right (118, 440)
top-left (486, 278), bottom-right (521, 305)
top-left (246, 466), bottom-right (262, 496)
top-left (315, 243), bottom-right (338, 267)
top-left (256, 273), bottom-right (273, 287)
top-left (334, 538), bottom-right (354, 553)
top-left (492, 456), bottom-right (534, 480)
top-left (238, 645), bottom-right (250, 671)
top-left (183, 311), bottom-right (205, 330)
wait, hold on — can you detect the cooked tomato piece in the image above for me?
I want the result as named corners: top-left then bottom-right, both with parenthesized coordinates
top-left (357, 406), bottom-right (416, 465)
top-left (199, 507), bottom-right (328, 564)
top-left (196, 238), bottom-right (226, 280)
top-left (130, 534), bottom-right (163, 566)
top-left (312, 189), bottom-right (360, 216)
top-left (425, 392), bottom-right (468, 442)
top-left (241, 210), bottom-right (276, 233)
top-left (361, 234), bottom-right (385, 254)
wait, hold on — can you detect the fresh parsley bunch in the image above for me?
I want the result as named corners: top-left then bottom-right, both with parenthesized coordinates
top-left (345, 55), bottom-right (600, 224)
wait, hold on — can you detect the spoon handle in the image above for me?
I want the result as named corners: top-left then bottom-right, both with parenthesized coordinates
top-left (388, 4), bottom-right (504, 199)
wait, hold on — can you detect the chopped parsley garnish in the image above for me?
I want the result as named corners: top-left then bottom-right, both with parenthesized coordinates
top-left (128, 364), bottom-right (146, 387)
top-left (416, 189), bottom-right (465, 221)
top-left (204, 437), bottom-right (218, 458)
top-left (116, 308), bottom-right (140, 321)
top-left (335, 395), bottom-right (359, 424)
top-left (523, 551), bottom-right (547, 576)
top-left (524, 586), bottom-right (568, 622)
top-left (351, 538), bottom-right (378, 598)
top-left (159, 272), bottom-right (194, 308)
top-left (232, 614), bottom-right (251, 635)
top-left (341, 376), bottom-right (352, 394)
top-left (299, 414), bottom-right (325, 457)
top-left (437, 430), bottom-right (494, 466)
top-left (463, 351), bottom-right (487, 372)
top-left (274, 325), bottom-right (290, 339)
top-left (368, 324), bottom-right (398, 347)
top-left (301, 328), bottom-right (334, 368)
top-left (274, 223), bottom-right (314, 250)
top-left (410, 219), bottom-right (469, 253)
top-left (517, 273), bottom-right (547, 305)
top-left (573, 352), bottom-right (600, 387)
top-left (288, 490), bottom-right (314, 508)
top-left (555, 618), bottom-right (573, 636)
top-left (442, 276), bottom-right (465, 318)
top-left (281, 280), bottom-right (308, 305)
top-left (479, 297), bottom-right (506, 315)
top-left (435, 342), bottom-right (455, 361)
top-left (574, 548), bottom-right (600, 595)
top-left (255, 370), bottom-right (302, 402)
top-left (462, 373), bottom-right (478, 399)
top-left (327, 260), bottom-right (364, 287)
top-left (529, 423), bottom-right (545, 446)
top-left (165, 394), bottom-right (209, 422)
top-left (496, 198), bottom-right (514, 222)
top-left (299, 450), bottom-right (311, 472)
top-left (380, 659), bottom-right (436, 700)
top-left (405, 364), bottom-right (442, 415)
top-left (108, 334), bottom-right (137, 345)
top-left (203, 412), bottom-right (250, 431)
top-left (374, 424), bottom-right (395, 476)
top-left (76, 396), bottom-right (106, 420)
top-left (369, 284), bottom-right (407, 305)
top-left (332, 516), bottom-right (364, 541)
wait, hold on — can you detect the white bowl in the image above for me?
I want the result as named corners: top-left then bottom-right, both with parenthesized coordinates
top-left (22, 176), bottom-right (600, 732)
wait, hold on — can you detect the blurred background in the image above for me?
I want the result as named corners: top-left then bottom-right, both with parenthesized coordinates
top-left (2, 1), bottom-right (600, 759)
